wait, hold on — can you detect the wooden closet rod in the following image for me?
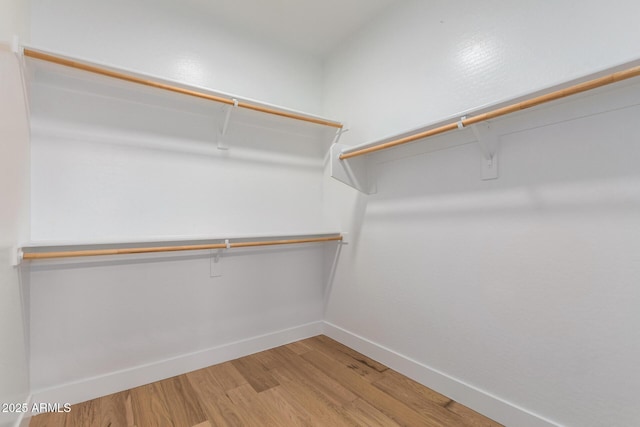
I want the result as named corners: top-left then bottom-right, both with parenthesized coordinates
top-left (23, 49), bottom-right (343, 129)
top-left (22, 235), bottom-right (343, 260)
top-left (340, 64), bottom-right (640, 159)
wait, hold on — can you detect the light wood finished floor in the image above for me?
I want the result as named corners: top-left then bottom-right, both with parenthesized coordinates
top-left (30, 335), bottom-right (502, 426)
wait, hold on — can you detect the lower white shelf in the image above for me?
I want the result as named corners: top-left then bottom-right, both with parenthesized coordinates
top-left (19, 231), bottom-right (343, 261)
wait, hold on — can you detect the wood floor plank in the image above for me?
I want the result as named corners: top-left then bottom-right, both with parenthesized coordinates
top-left (258, 386), bottom-right (315, 427)
top-left (284, 340), bottom-right (313, 355)
top-left (226, 383), bottom-right (296, 427)
top-left (186, 367), bottom-right (250, 427)
top-left (446, 401), bottom-right (504, 427)
top-left (158, 376), bottom-right (208, 427)
top-left (373, 368), bottom-right (453, 408)
top-left (370, 368), bottom-right (479, 426)
top-left (202, 362), bottom-right (247, 391)
top-left (302, 336), bottom-right (386, 382)
top-left (122, 392), bottom-right (136, 427)
top-left (250, 348), bottom-right (286, 370)
top-left (270, 367), bottom-right (359, 427)
top-left (67, 398), bottom-right (100, 427)
top-left (130, 382), bottom-right (175, 427)
top-left (130, 376), bottom-right (207, 427)
top-left (310, 335), bottom-right (389, 372)
top-left (231, 355), bottom-right (280, 393)
top-left (100, 390), bottom-right (134, 427)
top-left (31, 335), bottom-right (502, 427)
top-left (301, 348), bottom-right (460, 427)
top-left (269, 345), bottom-right (358, 406)
top-left (343, 398), bottom-right (403, 427)
top-left (29, 411), bottom-right (68, 427)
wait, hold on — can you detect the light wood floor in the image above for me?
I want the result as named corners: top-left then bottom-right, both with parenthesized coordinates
top-left (31, 335), bottom-right (502, 426)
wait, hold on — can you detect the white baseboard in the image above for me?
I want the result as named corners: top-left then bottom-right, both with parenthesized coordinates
top-left (322, 321), bottom-right (560, 427)
top-left (31, 321), bottom-right (323, 406)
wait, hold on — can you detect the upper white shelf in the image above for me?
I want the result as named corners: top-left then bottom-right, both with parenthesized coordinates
top-left (331, 57), bottom-right (640, 193)
top-left (21, 45), bottom-right (343, 244)
top-left (22, 45), bottom-right (343, 130)
top-left (21, 45), bottom-right (346, 162)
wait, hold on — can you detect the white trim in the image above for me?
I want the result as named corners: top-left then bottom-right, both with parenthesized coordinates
top-left (322, 321), bottom-right (560, 427)
top-left (31, 321), bottom-right (322, 406)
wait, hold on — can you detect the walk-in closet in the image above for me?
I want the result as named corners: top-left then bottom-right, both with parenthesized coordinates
top-left (2, 1), bottom-right (639, 426)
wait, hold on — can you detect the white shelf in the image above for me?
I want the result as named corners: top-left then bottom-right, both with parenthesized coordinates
top-left (22, 45), bottom-right (343, 130)
top-left (332, 57), bottom-right (640, 193)
top-left (22, 45), bottom-right (345, 162)
top-left (23, 230), bottom-right (343, 250)
top-left (341, 58), bottom-right (640, 158)
top-left (23, 45), bottom-right (343, 247)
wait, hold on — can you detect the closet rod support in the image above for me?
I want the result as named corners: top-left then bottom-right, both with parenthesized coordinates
top-left (11, 35), bottom-right (22, 55)
top-left (218, 98), bottom-right (238, 150)
top-left (11, 247), bottom-right (23, 267)
top-left (469, 123), bottom-right (499, 180)
top-left (332, 126), bottom-right (349, 145)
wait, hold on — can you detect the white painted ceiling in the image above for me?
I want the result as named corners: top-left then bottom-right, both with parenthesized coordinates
top-left (183, 0), bottom-right (402, 56)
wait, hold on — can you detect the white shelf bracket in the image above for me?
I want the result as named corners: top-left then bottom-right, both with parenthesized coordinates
top-left (330, 143), bottom-right (376, 194)
top-left (11, 247), bottom-right (23, 267)
top-left (218, 98), bottom-right (238, 150)
top-left (469, 122), bottom-right (499, 180)
top-left (210, 248), bottom-right (223, 277)
top-left (332, 125), bottom-right (349, 145)
top-left (11, 35), bottom-right (22, 56)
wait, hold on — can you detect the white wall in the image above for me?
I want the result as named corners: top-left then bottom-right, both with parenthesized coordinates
top-left (26, 0), bottom-right (337, 404)
top-left (324, 0), bottom-right (640, 143)
top-left (323, 1), bottom-right (640, 426)
top-left (0, 3), bottom-right (30, 426)
top-left (25, 0), bottom-right (640, 424)
top-left (26, 48), bottom-right (336, 396)
top-left (0, 0), bottom-right (29, 43)
top-left (29, 245), bottom-right (328, 394)
top-left (30, 0), bottom-right (323, 114)
top-left (26, 63), bottom-right (337, 399)
top-left (28, 71), bottom-right (332, 241)
top-left (0, 47), bottom-right (31, 427)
